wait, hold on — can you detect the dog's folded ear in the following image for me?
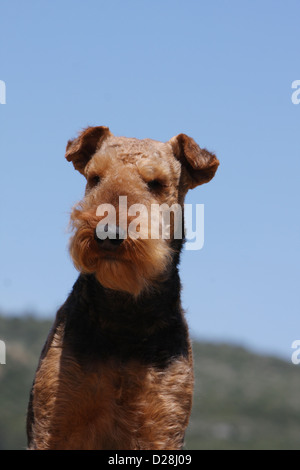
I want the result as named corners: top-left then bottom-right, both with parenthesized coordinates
top-left (65, 126), bottom-right (112, 174)
top-left (169, 134), bottom-right (219, 189)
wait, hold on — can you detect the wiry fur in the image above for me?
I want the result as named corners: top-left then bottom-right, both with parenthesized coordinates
top-left (27, 126), bottom-right (219, 450)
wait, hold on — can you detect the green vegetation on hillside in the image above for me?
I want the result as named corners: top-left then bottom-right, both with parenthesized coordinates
top-left (186, 342), bottom-right (300, 449)
top-left (0, 315), bottom-right (299, 450)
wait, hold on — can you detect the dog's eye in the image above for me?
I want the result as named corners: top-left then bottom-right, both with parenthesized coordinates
top-left (89, 175), bottom-right (101, 187)
top-left (147, 179), bottom-right (163, 191)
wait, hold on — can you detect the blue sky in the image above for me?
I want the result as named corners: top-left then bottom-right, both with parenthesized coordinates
top-left (0, 0), bottom-right (299, 360)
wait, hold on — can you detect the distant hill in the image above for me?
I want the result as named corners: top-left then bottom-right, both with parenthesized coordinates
top-left (0, 315), bottom-right (299, 450)
top-left (186, 341), bottom-right (300, 449)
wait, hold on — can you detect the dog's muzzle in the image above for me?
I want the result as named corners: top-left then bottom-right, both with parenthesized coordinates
top-left (94, 224), bottom-right (125, 251)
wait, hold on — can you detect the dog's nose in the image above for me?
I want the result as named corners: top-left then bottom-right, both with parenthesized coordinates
top-left (94, 224), bottom-right (125, 250)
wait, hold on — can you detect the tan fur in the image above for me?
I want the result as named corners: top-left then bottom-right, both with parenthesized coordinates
top-left (30, 323), bottom-right (193, 450)
top-left (68, 131), bottom-right (218, 296)
top-left (28, 126), bottom-right (219, 450)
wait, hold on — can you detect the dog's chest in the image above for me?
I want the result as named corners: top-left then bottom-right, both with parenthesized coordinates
top-left (32, 347), bottom-right (193, 450)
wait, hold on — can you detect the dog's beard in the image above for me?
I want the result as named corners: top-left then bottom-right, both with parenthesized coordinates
top-left (69, 226), bottom-right (173, 296)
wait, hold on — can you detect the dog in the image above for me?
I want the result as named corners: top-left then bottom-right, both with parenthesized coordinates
top-left (27, 126), bottom-right (219, 449)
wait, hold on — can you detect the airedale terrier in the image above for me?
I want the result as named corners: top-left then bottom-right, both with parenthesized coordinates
top-left (27, 126), bottom-right (219, 450)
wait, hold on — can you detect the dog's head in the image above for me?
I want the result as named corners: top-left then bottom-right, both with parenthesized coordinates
top-left (66, 126), bottom-right (219, 296)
